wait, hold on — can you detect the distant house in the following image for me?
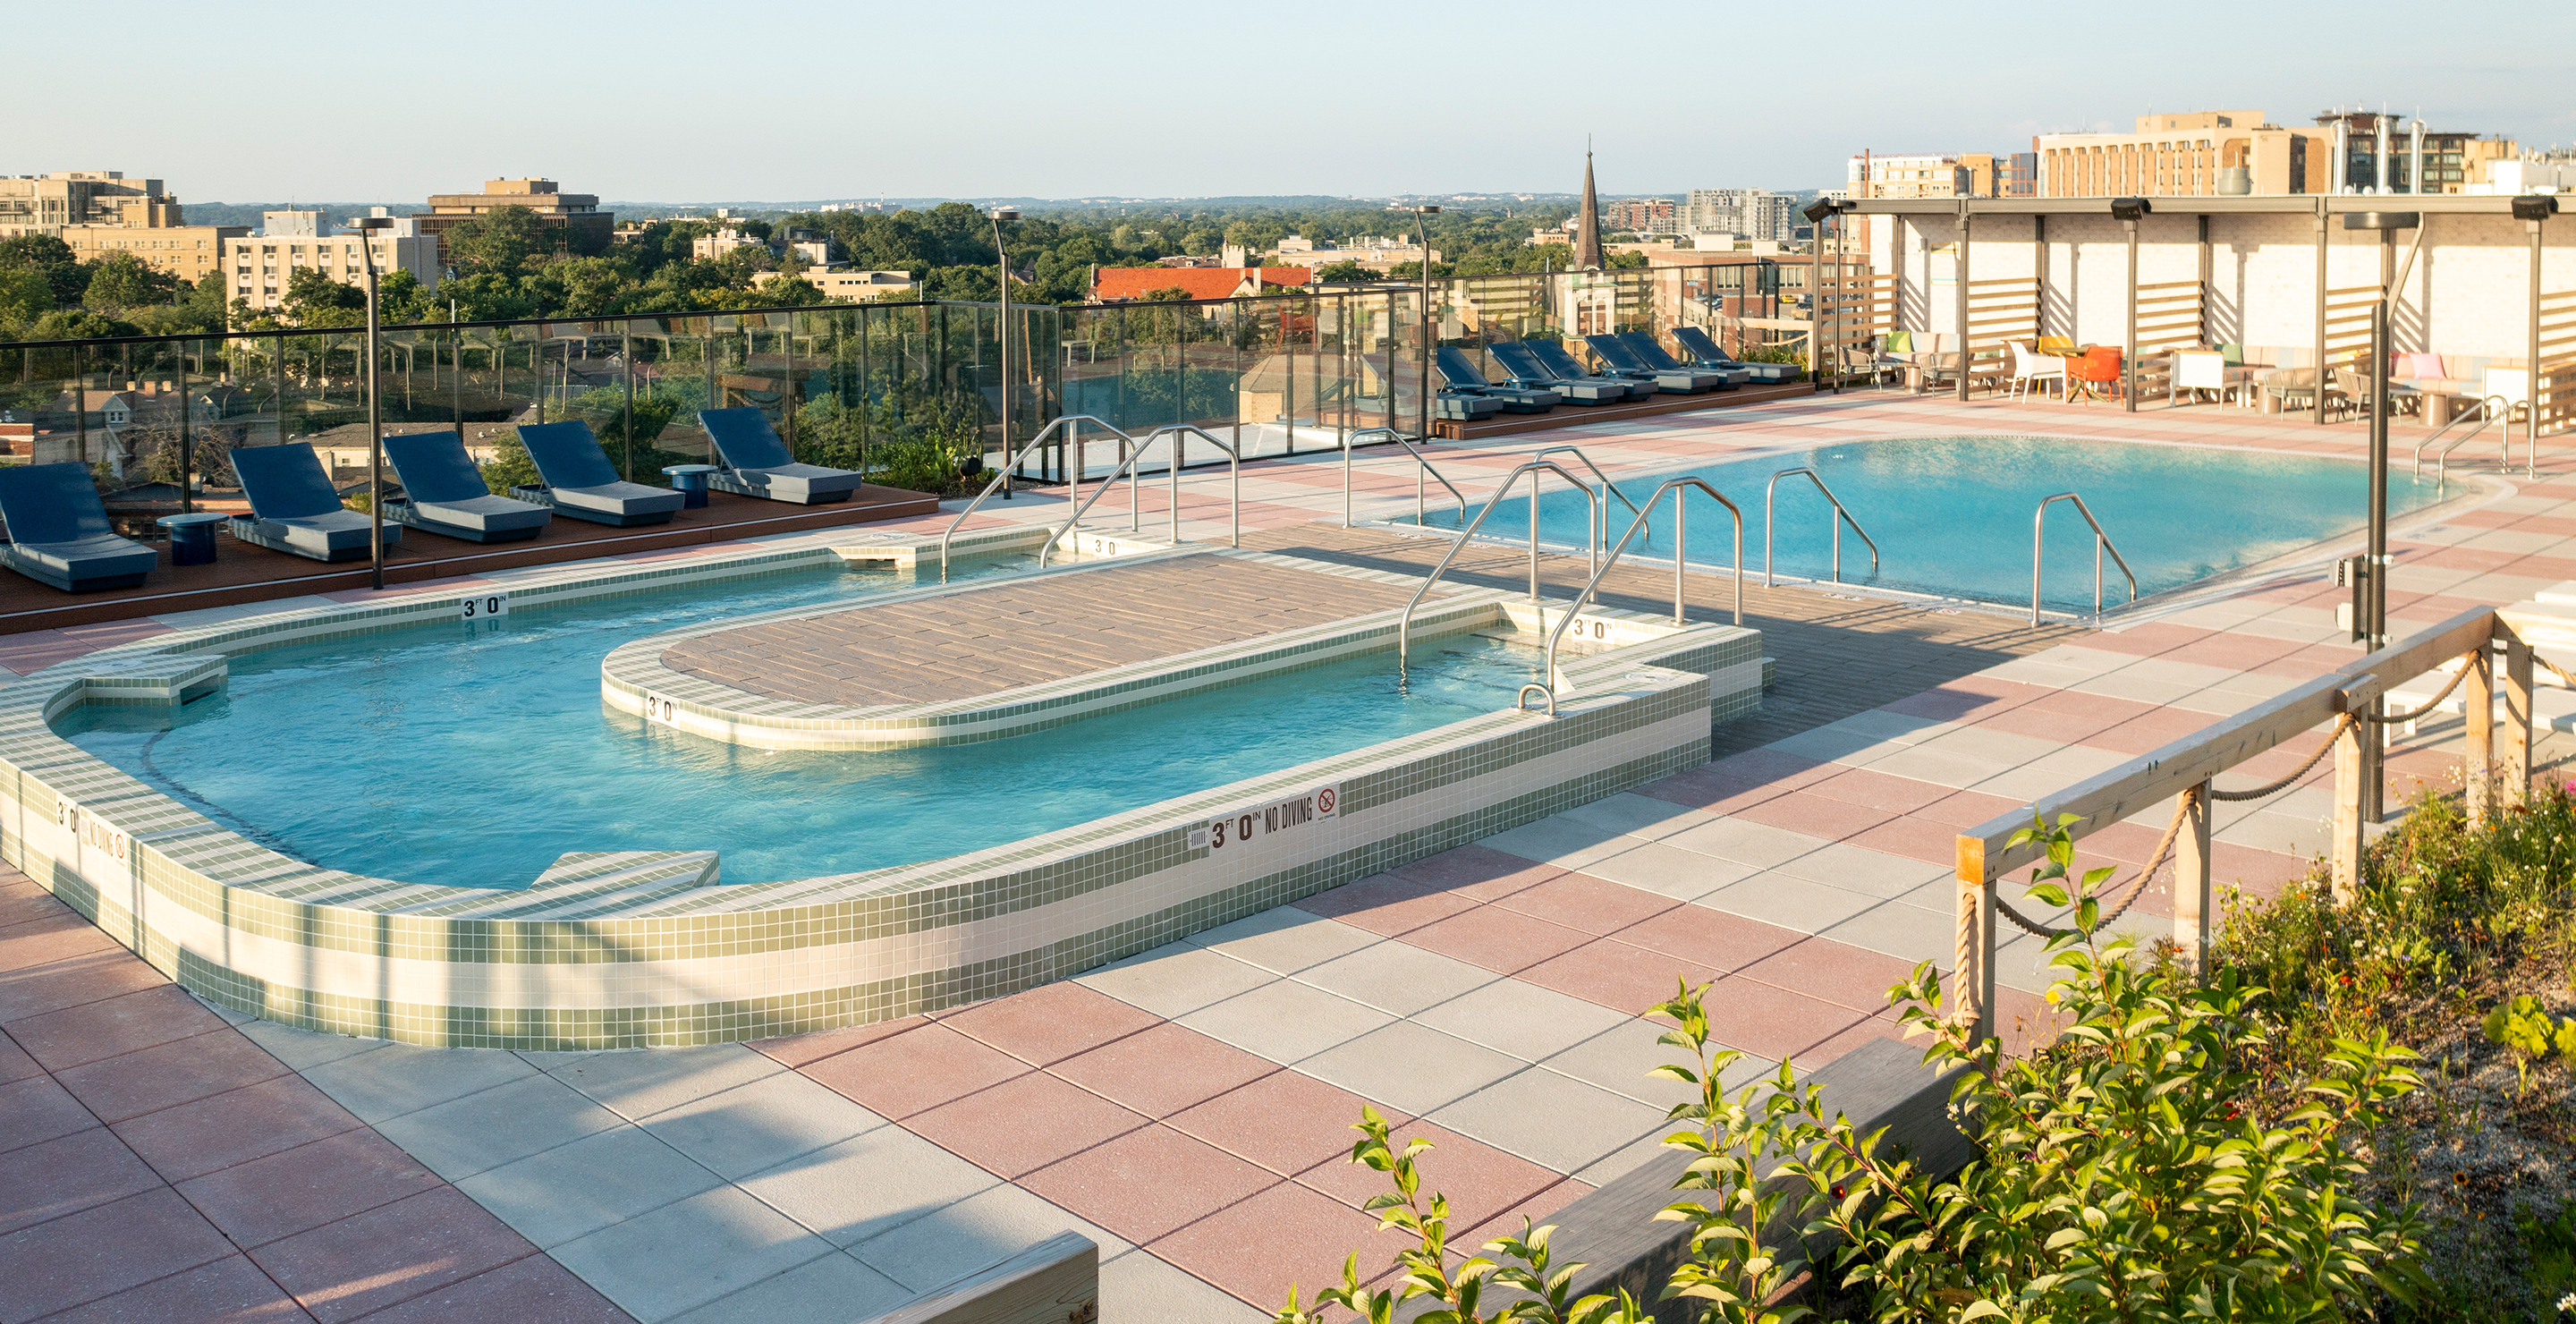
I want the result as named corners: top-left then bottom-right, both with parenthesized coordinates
top-left (1089, 266), bottom-right (1312, 303)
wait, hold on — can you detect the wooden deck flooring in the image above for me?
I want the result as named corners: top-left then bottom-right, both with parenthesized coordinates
top-left (658, 555), bottom-right (1419, 709)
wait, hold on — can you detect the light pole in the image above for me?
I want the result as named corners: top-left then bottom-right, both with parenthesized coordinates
top-left (990, 208), bottom-right (1020, 497)
top-left (1403, 204), bottom-right (1440, 439)
top-left (2343, 208), bottom-right (2425, 825)
top-left (353, 216), bottom-right (394, 590)
top-left (1801, 197), bottom-right (1850, 390)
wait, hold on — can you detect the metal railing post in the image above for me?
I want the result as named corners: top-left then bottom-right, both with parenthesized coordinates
top-left (1763, 468), bottom-right (1880, 587)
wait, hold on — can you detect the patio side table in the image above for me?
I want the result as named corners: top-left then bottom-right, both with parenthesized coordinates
top-left (157, 512), bottom-right (231, 566)
top-left (662, 464), bottom-right (720, 510)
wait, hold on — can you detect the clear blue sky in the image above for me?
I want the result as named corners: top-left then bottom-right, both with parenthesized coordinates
top-left (11, 0), bottom-right (2573, 205)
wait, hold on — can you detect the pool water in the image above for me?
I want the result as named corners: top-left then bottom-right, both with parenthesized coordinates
top-left (60, 563), bottom-right (1541, 889)
top-left (1416, 436), bottom-right (2450, 608)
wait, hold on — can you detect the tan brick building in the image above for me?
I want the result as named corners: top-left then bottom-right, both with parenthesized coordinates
top-left (2037, 112), bottom-right (2332, 197)
top-left (0, 171), bottom-right (244, 282)
top-left (411, 179), bottom-right (614, 262)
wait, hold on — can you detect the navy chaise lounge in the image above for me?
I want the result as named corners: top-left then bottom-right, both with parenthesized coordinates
top-left (230, 442), bottom-right (395, 563)
top-left (1435, 347), bottom-right (1559, 413)
top-left (1486, 341), bottom-right (1635, 403)
top-left (514, 421), bottom-right (685, 526)
top-left (0, 463), bottom-right (158, 592)
top-left (1585, 334), bottom-right (1726, 394)
top-left (383, 431), bottom-right (552, 543)
top-left (697, 408), bottom-right (866, 505)
top-left (1670, 326), bottom-right (1801, 385)
top-left (1524, 339), bottom-right (1657, 400)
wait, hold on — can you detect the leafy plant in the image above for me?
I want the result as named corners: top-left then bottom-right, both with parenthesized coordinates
top-left (1273, 1106), bottom-right (1639, 1324)
top-left (1787, 815), bottom-right (2428, 1320)
top-left (2481, 994), bottom-right (2576, 1095)
top-left (1648, 980), bottom-right (1824, 1324)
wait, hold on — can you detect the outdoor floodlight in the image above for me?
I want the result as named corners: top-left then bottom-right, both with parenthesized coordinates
top-left (2108, 198), bottom-right (2152, 223)
top-left (2512, 195), bottom-right (2557, 223)
top-left (2342, 211), bottom-right (2421, 232)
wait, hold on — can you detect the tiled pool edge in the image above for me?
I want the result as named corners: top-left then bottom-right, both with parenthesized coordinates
top-left (0, 545), bottom-right (1761, 1049)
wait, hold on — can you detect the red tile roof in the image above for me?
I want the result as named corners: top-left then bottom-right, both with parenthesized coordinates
top-left (1090, 266), bottom-right (1311, 302)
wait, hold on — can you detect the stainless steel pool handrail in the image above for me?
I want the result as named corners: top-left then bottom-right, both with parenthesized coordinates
top-left (940, 414), bottom-right (1131, 580)
top-left (1762, 467), bottom-right (1880, 587)
top-left (1528, 446), bottom-right (1646, 532)
top-left (1340, 427), bottom-right (1470, 530)
top-left (1036, 422), bottom-right (1241, 567)
top-left (1540, 477), bottom-right (1747, 703)
top-left (2412, 395), bottom-right (2517, 481)
top-left (1145, 425), bottom-right (1241, 552)
top-left (1395, 459), bottom-right (1599, 668)
top-left (2031, 491), bottom-right (2139, 625)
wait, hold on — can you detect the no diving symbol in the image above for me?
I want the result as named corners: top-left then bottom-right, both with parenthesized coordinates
top-left (1317, 787), bottom-right (1337, 816)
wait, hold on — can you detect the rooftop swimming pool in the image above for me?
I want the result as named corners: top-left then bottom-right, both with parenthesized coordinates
top-left (1416, 436), bottom-right (2454, 609)
top-left (57, 561), bottom-right (1543, 889)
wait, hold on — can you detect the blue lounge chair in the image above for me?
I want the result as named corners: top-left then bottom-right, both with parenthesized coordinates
top-left (1524, 340), bottom-right (1657, 400)
top-left (0, 463), bottom-right (157, 592)
top-left (515, 421), bottom-right (684, 527)
top-left (1485, 342), bottom-right (1632, 403)
top-left (1669, 327), bottom-right (1801, 385)
top-left (697, 408), bottom-right (866, 505)
top-left (1585, 334), bottom-right (1726, 394)
top-left (229, 443), bottom-right (396, 563)
top-left (1435, 391), bottom-right (1500, 421)
top-left (382, 432), bottom-right (551, 543)
top-left (1617, 332), bottom-right (1747, 387)
top-left (1434, 347), bottom-right (1558, 413)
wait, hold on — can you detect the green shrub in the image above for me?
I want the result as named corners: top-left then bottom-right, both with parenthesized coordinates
top-left (478, 429), bottom-right (540, 495)
top-left (1283, 816), bottom-right (2429, 1323)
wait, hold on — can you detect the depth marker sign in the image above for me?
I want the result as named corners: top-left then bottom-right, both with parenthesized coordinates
top-left (1197, 785), bottom-right (1338, 852)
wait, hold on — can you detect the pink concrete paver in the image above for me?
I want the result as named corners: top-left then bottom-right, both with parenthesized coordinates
top-left (0, 875), bottom-right (631, 1324)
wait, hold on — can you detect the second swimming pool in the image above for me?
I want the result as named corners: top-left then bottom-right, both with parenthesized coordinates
top-left (1414, 436), bottom-right (2455, 609)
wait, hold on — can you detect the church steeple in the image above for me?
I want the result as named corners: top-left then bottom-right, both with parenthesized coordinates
top-left (1573, 139), bottom-right (1605, 270)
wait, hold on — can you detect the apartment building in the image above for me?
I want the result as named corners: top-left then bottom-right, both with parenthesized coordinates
top-left (1601, 199), bottom-right (1677, 234)
top-left (2036, 111), bottom-right (2330, 197)
top-left (1682, 190), bottom-right (1799, 243)
top-left (1845, 154), bottom-right (1998, 199)
top-left (225, 223), bottom-right (440, 312)
top-left (0, 171), bottom-right (244, 282)
top-left (412, 178), bottom-right (614, 262)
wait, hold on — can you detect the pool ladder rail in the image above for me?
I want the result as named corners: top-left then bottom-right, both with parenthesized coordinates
top-left (1394, 459), bottom-right (1606, 672)
top-left (1762, 467), bottom-right (1880, 587)
top-left (1340, 427), bottom-right (1469, 530)
top-left (2030, 491), bottom-right (2139, 626)
top-left (1534, 478), bottom-right (1747, 712)
top-left (936, 415), bottom-right (1244, 579)
top-left (1037, 424), bottom-right (1240, 569)
top-left (2411, 395), bottom-right (2526, 482)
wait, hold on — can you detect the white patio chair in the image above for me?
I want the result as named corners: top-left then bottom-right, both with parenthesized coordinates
top-left (2007, 340), bottom-right (2065, 403)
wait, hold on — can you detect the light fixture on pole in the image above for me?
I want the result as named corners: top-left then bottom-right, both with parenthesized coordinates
top-left (2109, 199), bottom-right (2151, 406)
top-left (1801, 197), bottom-right (1850, 390)
top-left (2342, 208), bottom-right (2424, 825)
top-left (1403, 205), bottom-right (1440, 440)
top-left (352, 216), bottom-right (395, 590)
top-left (989, 208), bottom-right (1020, 498)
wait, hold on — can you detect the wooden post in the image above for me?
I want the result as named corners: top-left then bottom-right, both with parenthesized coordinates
top-left (2174, 781), bottom-right (2213, 972)
top-left (1953, 837), bottom-right (1995, 1042)
top-left (2331, 709), bottom-right (2367, 904)
top-left (2504, 633), bottom-right (2535, 806)
top-left (2465, 641), bottom-right (2496, 826)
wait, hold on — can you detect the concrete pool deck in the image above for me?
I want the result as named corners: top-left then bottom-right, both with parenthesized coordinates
top-left (9, 387), bottom-right (2576, 1321)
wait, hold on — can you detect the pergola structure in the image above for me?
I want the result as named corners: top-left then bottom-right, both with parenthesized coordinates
top-left (1824, 193), bottom-right (2572, 446)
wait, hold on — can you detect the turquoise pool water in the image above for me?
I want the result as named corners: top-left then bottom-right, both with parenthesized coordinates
top-left (60, 564), bottom-right (1540, 889)
top-left (1416, 437), bottom-right (2449, 608)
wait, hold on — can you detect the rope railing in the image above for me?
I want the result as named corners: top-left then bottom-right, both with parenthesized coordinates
top-left (1946, 603), bottom-right (2576, 1044)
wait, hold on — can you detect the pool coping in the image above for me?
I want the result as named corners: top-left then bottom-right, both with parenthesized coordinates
top-left (4, 523), bottom-right (1767, 1048)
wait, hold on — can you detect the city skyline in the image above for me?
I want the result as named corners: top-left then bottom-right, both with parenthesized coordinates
top-left (12, 0), bottom-right (2571, 203)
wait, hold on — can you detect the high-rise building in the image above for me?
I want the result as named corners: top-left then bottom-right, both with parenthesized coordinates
top-left (1682, 190), bottom-right (1797, 242)
top-left (2034, 111), bottom-right (2344, 197)
top-left (0, 171), bottom-right (245, 283)
top-left (411, 179), bottom-right (614, 264)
